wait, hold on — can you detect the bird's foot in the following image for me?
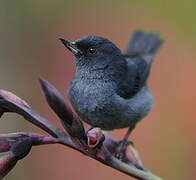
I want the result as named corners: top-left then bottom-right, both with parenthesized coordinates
top-left (113, 140), bottom-right (133, 160)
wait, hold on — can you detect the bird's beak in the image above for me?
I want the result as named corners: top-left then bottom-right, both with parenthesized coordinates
top-left (59, 38), bottom-right (82, 55)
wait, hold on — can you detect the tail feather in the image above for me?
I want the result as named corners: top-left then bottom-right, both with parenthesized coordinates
top-left (124, 30), bottom-right (163, 57)
top-left (123, 30), bottom-right (164, 94)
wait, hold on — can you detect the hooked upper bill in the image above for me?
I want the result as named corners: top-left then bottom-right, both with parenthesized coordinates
top-left (59, 38), bottom-right (82, 55)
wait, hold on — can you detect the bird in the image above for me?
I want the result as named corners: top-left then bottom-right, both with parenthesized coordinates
top-left (59, 31), bottom-right (163, 158)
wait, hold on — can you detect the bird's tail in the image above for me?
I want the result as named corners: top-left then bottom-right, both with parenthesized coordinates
top-left (124, 31), bottom-right (163, 88)
top-left (124, 30), bottom-right (163, 57)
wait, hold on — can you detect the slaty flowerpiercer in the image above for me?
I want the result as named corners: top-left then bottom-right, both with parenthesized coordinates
top-left (59, 31), bottom-right (163, 157)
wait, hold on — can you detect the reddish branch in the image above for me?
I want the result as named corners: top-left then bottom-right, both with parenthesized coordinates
top-left (0, 78), bottom-right (163, 180)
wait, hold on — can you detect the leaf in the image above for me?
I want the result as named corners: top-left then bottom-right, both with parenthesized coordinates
top-left (39, 78), bottom-right (86, 140)
top-left (0, 90), bottom-right (65, 138)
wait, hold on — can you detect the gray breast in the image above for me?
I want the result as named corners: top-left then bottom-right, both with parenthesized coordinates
top-left (68, 78), bottom-right (153, 130)
top-left (68, 78), bottom-right (116, 123)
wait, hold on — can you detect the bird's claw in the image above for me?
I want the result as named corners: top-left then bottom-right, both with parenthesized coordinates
top-left (113, 140), bottom-right (133, 160)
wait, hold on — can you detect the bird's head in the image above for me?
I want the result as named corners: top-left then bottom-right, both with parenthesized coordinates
top-left (59, 36), bottom-right (125, 72)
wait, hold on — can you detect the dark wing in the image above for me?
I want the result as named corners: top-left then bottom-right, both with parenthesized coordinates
top-left (117, 30), bottom-right (163, 99)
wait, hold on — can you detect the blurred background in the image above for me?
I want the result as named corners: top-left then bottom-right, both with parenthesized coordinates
top-left (0, 0), bottom-right (196, 179)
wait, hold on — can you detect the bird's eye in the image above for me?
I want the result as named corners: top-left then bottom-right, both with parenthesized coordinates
top-left (88, 48), bottom-right (96, 54)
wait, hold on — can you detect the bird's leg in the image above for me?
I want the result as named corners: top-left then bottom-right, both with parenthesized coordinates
top-left (114, 125), bottom-right (135, 159)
